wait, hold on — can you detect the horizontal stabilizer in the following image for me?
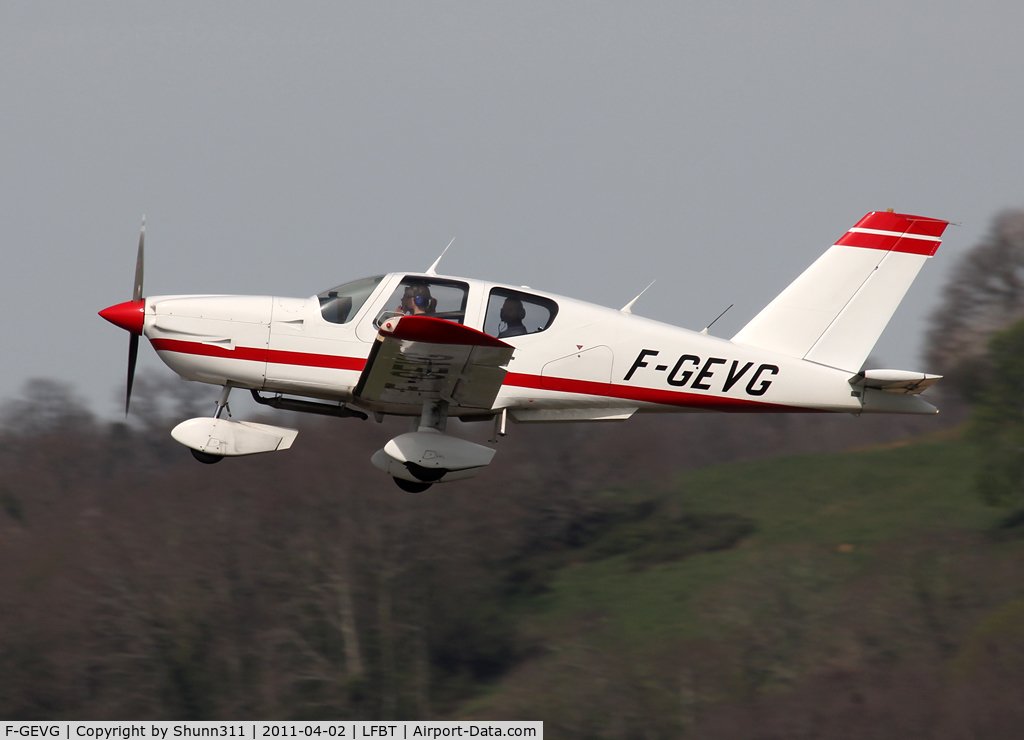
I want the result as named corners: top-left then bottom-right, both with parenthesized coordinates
top-left (732, 212), bottom-right (948, 372)
top-left (860, 388), bottom-right (938, 415)
top-left (851, 369), bottom-right (942, 395)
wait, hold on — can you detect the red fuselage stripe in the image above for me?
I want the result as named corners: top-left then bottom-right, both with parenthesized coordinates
top-left (151, 337), bottom-right (807, 412)
top-left (149, 338), bottom-right (366, 371)
top-left (502, 372), bottom-right (805, 412)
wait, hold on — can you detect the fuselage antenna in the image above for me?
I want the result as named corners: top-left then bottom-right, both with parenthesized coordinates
top-left (700, 303), bottom-right (734, 335)
top-left (620, 280), bottom-right (656, 314)
top-left (426, 238), bottom-right (456, 276)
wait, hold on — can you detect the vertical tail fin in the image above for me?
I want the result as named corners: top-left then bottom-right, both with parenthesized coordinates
top-left (731, 211), bottom-right (948, 372)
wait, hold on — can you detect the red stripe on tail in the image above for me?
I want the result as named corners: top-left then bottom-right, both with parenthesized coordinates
top-left (835, 211), bottom-right (948, 256)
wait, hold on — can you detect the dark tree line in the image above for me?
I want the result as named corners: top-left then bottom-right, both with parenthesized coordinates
top-left (0, 371), bottom-right (943, 720)
top-left (0, 380), bottom-right (525, 719)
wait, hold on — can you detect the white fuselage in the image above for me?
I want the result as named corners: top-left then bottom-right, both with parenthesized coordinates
top-left (140, 271), bottom-right (930, 420)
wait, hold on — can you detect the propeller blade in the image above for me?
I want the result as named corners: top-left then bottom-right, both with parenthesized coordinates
top-left (133, 217), bottom-right (145, 302)
top-left (126, 333), bottom-right (139, 416)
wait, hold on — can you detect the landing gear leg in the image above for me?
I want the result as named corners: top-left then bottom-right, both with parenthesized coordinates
top-left (214, 384), bottom-right (233, 419)
top-left (189, 384), bottom-right (232, 465)
top-left (389, 400), bottom-right (450, 492)
top-left (489, 408), bottom-right (507, 444)
top-left (418, 398), bottom-right (448, 432)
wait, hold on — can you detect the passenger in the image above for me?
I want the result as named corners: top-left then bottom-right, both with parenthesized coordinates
top-left (498, 297), bottom-right (528, 338)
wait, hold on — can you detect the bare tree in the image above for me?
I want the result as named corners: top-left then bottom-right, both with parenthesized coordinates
top-left (925, 208), bottom-right (1024, 401)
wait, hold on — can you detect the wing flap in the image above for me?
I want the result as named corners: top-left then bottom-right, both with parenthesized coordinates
top-left (354, 316), bottom-right (514, 410)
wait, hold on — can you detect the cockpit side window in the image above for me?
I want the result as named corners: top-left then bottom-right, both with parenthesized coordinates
top-left (318, 276), bottom-right (384, 324)
top-left (374, 277), bottom-right (470, 327)
top-left (484, 288), bottom-right (558, 338)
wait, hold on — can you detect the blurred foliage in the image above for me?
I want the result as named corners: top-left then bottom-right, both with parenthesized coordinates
top-left (467, 442), bottom-right (1024, 738)
top-left (504, 492), bottom-right (756, 597)
top-left (5, 374), bottom-right (1024, 737)
top-left (969, 319), bottom-right (1024, 507)
top-left (926, 208), bottom-right (1024, 403)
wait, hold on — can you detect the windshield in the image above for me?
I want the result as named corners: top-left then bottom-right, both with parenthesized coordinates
top-left (318, 275), bottom-right (384, 324)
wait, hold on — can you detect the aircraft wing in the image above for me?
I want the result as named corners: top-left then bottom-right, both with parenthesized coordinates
top-left (353, 316), bottom-right (514, 410)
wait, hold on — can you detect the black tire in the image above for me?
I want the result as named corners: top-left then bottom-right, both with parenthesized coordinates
top-left (393, 477), bottom-right (432, 493)
top-left (190, 449), bottom-right (225, 465)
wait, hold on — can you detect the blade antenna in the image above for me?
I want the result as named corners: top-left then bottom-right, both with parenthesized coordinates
top-left (620, 280), bottom-right (656, 314)
top-left (425, 238), bottom-right (455, 276)
top-left (701, 304), bottom-right (733, 335)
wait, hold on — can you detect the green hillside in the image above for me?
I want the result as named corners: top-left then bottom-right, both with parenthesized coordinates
top-left (460, 432), bottom-right (1024, 736)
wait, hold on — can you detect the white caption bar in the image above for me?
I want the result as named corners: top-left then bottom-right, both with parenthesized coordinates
top-left (1, 723), bottom-right (542, 740)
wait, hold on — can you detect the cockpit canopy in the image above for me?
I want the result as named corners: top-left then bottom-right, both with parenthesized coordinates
top-left (318, 274), bottom-right (559, 338)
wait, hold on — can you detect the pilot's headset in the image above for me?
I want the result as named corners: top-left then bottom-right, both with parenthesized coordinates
top-left (409, 284), bottom-right (435, 312)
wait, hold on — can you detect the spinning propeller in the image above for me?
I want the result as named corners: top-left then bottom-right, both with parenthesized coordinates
top-left (98, 218), bottom-right (147, 415)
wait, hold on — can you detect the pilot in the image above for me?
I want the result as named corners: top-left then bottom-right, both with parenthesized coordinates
top-left (398, 284), bottom-right (436, 316)
top-left (498, 297), bottom-right (528, 338)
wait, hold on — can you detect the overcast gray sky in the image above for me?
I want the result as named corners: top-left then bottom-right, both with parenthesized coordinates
top-left (2, 2), bottom-right (1023, 416)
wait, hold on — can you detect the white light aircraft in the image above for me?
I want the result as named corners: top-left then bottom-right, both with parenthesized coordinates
top-left (100, 211), bottom-right (947, 491)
